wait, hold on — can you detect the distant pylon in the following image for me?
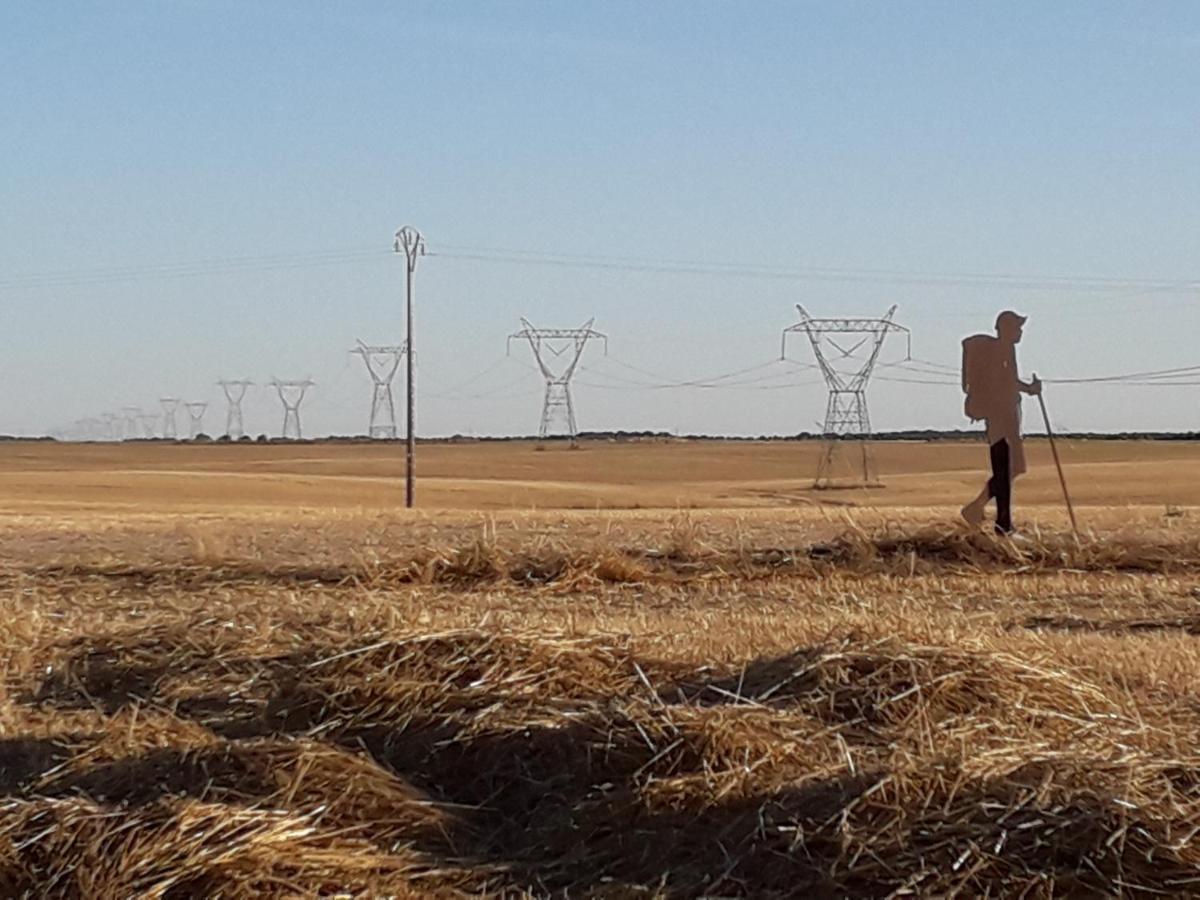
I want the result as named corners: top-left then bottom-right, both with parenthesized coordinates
top-left (508, 318), bottom-right (607, 444)
top-left (160, 398), bottom-right (180, 439)
top-left (137, 414), bottom-right (159, 439)
top-left (101, 413), bottom-right (121, 441)
top-left (351, 340), bottom-right (405, 439)
top-left (269, 378), bottom-right (314, 440)
top-left (121, 407), bottom-right (142, 441)
top-left (185, 402), bottom-right (209, 440)
top-left (218, 379), bottom-right (253, 440)
top-left (77, 417), bottom-right (102, 441)
top-left (782, 305), bottom-right (910, 489)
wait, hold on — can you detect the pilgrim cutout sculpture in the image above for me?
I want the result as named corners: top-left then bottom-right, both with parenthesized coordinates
top-left (961, 311), bottom-right (1042, 535)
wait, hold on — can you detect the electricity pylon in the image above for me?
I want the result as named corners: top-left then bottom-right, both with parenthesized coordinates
top-left (508, 318), bottom-right (607, 444)
top-left (76, 417), bottom-right (102, 441)
top-left (782, 305), bottom-right (910, 489)
top-left (269, 378), bottom-right (314, 440)
top-left (101, 413), bottom-right (121, 441)
top-left (137, 414), bottom-right (159, 439)
top-left (218, 379), bottom-right (253, 440)
top-left (121, 407), bottom-right (142, 441)
top-left (351, 340), bottom-right (405, 438)
top-left (160, 398), bottom-right (180, 439)
top-left (185, 402), bottom-right (209, 440)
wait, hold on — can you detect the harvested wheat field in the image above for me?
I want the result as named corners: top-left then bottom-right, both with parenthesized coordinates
top-left (4, 438), bottom-right (1200, 896)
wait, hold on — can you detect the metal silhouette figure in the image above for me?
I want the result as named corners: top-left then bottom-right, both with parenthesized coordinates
top-left (961, 311), bottom-right (1042, 534)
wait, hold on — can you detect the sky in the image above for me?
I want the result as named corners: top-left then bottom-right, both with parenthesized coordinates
top-left (2, 1), bottom-right (1199, 438)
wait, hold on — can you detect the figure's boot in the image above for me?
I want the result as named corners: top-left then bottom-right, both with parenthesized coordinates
top-left (961, 497), bottom-right (986, 527)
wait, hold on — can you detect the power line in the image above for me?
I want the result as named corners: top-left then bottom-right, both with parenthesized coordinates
top-left (427, 368), bottom-right (540, 400)
top-left (1076, 379), bottom-right (1200, 387)
top-left (430, 356), bottom-right (518, 397)
top-left (430, 245), bottom-right (1200, 294)
top-left (0, 246), bottom-right (389, 291)
top-left (1046, 364), bottom-right (1200, 384)
top-left (887, 356), bottom-right (960, 373)
top-left (838, 355), bottom-right (1200, 388)
top-left (424, 353), bottom-right (816, 397)
top-left (12, 238), bottom-right (1197, 295)
top-left (586, 356), bottom-right (826, 389)
top-left (575, 376), bottom-right (822, 392)
top-left (873, 373), bottom-right (960, 386)
top-left (592, 356), bottom-right (796, 389)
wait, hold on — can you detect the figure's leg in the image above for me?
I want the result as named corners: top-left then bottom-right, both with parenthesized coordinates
top-left (990, 439), bottom-right (1013, 534)
top-left (961, 440), bottom-right (994, 527)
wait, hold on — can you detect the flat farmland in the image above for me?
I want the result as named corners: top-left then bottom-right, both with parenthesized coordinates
top-left (4, 439), bottom-right (1200, 896)
top-left (1, 436), bottom-right (1199, 514)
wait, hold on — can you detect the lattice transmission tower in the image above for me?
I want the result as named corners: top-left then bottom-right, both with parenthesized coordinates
top-left (351, 340), bottom-right (405, 439)
top-left (137, 414), bottom-right (159, 439)
top-left (218, 379), bottom-right (253, 440)
top-left (270, 379), bottom-right (314, 440)
top-left (77, 418), bottom-right (103, 441)
top-left (121, 407), bottom-right (142, 441)
top-left (782, 305), bottom-right (910, 489)
top-left (160, 398), bottom-right (180, 439)
top-left (508, 318), bottom-right (607, 444)
top-left (185, 402), bottom-right (209, 440)
top-left (101, 413), bottom-right (121, 442)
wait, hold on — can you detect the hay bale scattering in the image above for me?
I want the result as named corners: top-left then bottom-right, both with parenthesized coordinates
top-left (3, 515), bottom-right (1200, 895)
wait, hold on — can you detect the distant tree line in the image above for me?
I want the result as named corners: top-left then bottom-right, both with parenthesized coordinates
top-left (14, 429), bottom-right (1200, 445)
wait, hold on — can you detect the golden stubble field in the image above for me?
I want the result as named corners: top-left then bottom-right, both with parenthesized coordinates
top-left (4, 435), bottom-right (1200, 513)
top-left (4, 438), bottom-right (1200, 897)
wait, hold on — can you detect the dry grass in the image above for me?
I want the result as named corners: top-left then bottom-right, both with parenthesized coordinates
top-left (4, 508), bottom-right (1200, 897)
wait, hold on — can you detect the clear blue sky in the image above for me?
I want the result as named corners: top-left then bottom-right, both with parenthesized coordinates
top-left (3, 2), bottom-right (1198, 437)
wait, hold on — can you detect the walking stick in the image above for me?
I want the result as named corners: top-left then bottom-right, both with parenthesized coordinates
top-left (1036, 387), bottom-right (1078, 535)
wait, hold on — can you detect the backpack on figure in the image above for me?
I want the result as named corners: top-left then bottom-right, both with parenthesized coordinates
top-left (961, 334), bottom-right (992, 423)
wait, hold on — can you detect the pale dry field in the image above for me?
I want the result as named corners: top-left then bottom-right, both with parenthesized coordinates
top-left (3, 439), bottom-right (1200, 897)
top-left (2, 436), bottom-right (1200, 513)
